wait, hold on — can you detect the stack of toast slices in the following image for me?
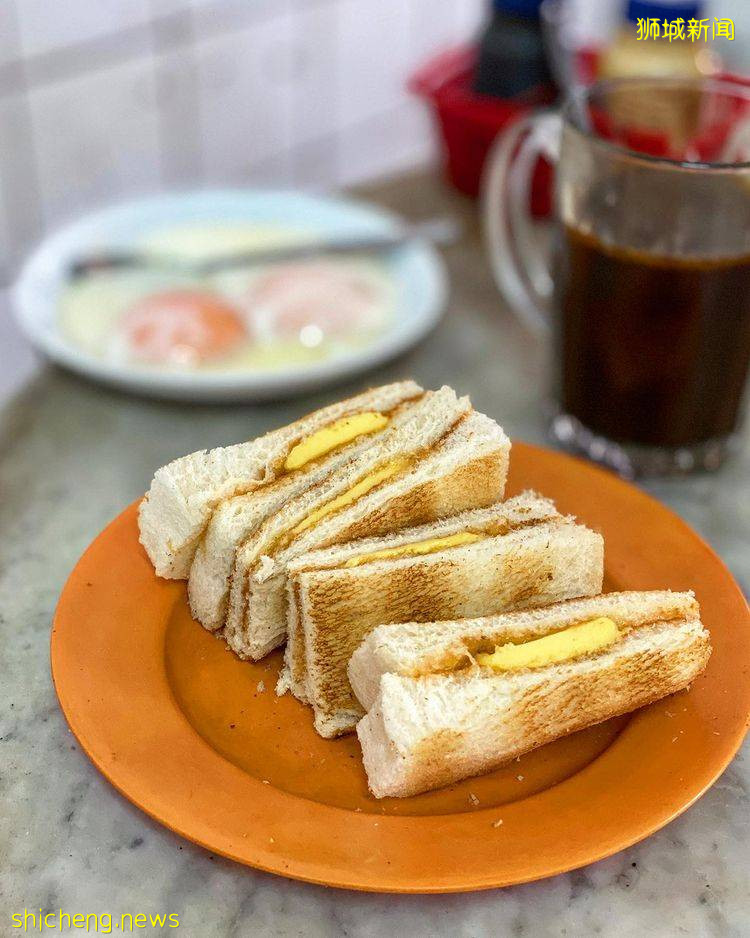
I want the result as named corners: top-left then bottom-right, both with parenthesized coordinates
top-left (139, 381), bottom-right (711, 798)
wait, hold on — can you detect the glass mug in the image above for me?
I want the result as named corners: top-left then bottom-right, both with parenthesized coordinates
top-left (484, 77), bottom-right (750, 476)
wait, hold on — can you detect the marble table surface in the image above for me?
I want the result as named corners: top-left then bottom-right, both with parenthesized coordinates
top-left (2, 172), bottom-right (748, 937)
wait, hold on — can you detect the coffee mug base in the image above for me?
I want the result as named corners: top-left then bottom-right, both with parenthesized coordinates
top-left (547, 410), bottom-right (738, 479)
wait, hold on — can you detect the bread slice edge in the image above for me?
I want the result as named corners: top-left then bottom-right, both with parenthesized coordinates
top-left (358, 617), bottom-right (710, 798)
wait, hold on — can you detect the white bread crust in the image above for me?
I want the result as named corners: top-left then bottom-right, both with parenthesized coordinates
top-left (225, 404), bottom-right (511, 660)
top-left (138, 380), bottom-right (422, 578)
top-left (298, 519), bottom-right (604, 738)
top-left (358, 616), bottom-right (710, 798)
top-left (349, 590), bottom-right (698, 711)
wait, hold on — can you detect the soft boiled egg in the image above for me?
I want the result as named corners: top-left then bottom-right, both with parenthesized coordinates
top-left (115, 290), bottom-right (248, 366)
top-left (241, 260), bottom-right (389, 341)
top-left (58, 223), bottom-right (396, 374)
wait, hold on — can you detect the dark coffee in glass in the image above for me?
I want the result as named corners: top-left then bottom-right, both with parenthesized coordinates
top-left (485, 77), bottom-right (750, 474)
top-left (556, 225), bottom-right (750, 450)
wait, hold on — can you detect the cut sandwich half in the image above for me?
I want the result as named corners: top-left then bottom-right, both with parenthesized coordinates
top-left (223, 403), bottom-right (511, 661)
top-left (139, 379), bottom-right (423, 578)
top-left (188, 384), bottom-right (457, 631)
top-left (350, 591), bottom-right (711, 798)
top-left (282, 492), bottom-right (604, 738)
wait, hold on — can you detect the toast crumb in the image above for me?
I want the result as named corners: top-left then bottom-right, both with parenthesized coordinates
top-left (492, 819), bottom-right (504, 828)
top-left (468, 792), bottom-right (480, 807)
top-left (516, 774), bottom-right (524, 781)
top-left (257, 680), bottom-right (266, 693)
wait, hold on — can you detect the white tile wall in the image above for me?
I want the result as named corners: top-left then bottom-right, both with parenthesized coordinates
top-left (291, 134), bottom-right (340, 190)
top-left (153, 45), bottom-right (204, 186)
top-left (28, 58), bottom-right (161, 227)
top-left (0, 2), bottom-right (22, 66)
top-left (288, 2), bottom-right (341, 146)
top-left (0, 95), bottom-right (44, 271)
top-left (335, 0), bottom-right (411, 128)
top-left (408, 0), bottom-right (478, 63)
top-left (337, 100), bottom-right (434, 189)
top-left (0, 0), bottom-right (485, 280)
top-left (454, 0), bottom-right (486, 37)
top-left (15, 0), bottom-right (151, 57)
top-left (0, 184), bottom-right (14, 284)
top-left (188, 0), bottom-right (294, 45)
top-left (707, 0), bottom-right (750, 71)
top-left (195, 9), bottom-right (295, 184)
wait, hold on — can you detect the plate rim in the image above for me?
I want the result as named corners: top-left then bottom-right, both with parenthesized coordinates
top-left (50, 442), bottom-right (750, 892)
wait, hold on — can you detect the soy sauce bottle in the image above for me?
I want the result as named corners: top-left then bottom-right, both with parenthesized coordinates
top-left (473, 0), bottom-right (554, 99)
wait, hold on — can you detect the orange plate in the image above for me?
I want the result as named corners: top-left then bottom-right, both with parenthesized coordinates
top-left (51, 442), bottom-right (750, 892)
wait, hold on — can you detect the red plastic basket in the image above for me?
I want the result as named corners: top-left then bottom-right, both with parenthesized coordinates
top-left (409, 46), bottom-right (555, 213)
top-left (412, 44), bottom-right (750, 212)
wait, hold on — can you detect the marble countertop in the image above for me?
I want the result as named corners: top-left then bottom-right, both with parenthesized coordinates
top-left (2, 172), bottom-right (748, 937)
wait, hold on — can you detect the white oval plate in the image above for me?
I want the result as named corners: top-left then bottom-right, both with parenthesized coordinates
top-left (13, 190), bottom-right (447, 402)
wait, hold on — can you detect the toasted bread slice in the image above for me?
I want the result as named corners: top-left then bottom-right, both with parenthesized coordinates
top-left (189, 388), bottom-right (437, 631)
top-left (139, 380), bottom-right (422, 578)
top-left (224, 406), bottom-right (510, 660)
top-left (280, 491), bottom-right (563, 704)
top-left (283, 496), bottom-right (604, 738)
top-left (352, 592), bottom-right (710, 798)
top-left (349, 590), bottom-right (700, 708)
top-left (218, 385), bottom-right (472, 651)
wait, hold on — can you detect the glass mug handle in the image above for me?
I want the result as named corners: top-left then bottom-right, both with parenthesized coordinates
top-left (482, 111), bottom-right (562, 334)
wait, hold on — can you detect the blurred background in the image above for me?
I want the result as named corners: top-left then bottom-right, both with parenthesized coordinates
top-left (3, 0), bottom-right (750, 436)
top-left (0, 0), bottom-right (749, 277)
top-left (0, 0), bottom-right (489, 284)
top-left (0, 0), bottom-right (490, 398)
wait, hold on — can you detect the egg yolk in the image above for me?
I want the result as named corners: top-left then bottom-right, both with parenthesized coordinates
top-left (343, 531), bottom-right (482, 567)
top-left (288, 457), bottom-right (412, 538)
top-left (120, 290), bottom-right (247, 365)
top-left (475, 618), bottom-right (621, 671)
top-left (244, 262), bottom-right (381, 338)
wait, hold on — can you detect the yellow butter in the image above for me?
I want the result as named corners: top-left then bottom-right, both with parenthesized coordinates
top-left (476, 617), bottom-right (620, 672)
top-left (343, 531), bottom-right (482, 568)
top-left (284, 412), bottom-right (388, 471)
top-left (289, 457), bottom-right (411, 537)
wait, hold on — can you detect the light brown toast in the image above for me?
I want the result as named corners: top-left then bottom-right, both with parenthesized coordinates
top-left (139, 380), bottom-right (422, 578)
top-left (354, 592), bottom-right (711, 798)
top-left (287, 501), bottom-right (603, 738)
top-left (224, 406), bottom-right (510, 660)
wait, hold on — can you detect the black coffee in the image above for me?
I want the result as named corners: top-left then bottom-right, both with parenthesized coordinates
top-left (555, 225), bottom-right (750, 447)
